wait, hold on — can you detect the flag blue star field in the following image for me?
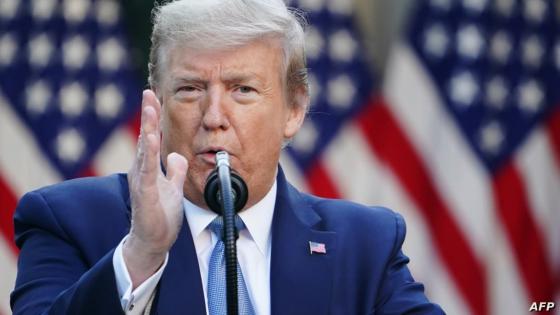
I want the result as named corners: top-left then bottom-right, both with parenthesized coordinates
top-left (1, 0), bottom-right (559, 314)
top-left (283, 0), bottom-right (374, 173)
top-left (0, 0), bottom-right (141, 179)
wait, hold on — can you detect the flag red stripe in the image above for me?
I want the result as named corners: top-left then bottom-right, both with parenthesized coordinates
top-left (127, 109), bottom-right (142, 138)
top-left (492, 161), bottom-right (555, 304)
top-left (546, 106), bottom-right (560, 171)
top-left (305, 160), bottom-right (341, 199)
top-left (356, 96), bottom-right (488, 315)
top-left (77, 165), bottom-right (97, 178)
top-left (0, 172), bottom-right (19, 254)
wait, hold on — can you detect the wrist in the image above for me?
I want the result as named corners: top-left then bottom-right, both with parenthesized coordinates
top-left (125, 231), bottom-right (170, 256)
top-left (122, 234), bottom-right (167, 289)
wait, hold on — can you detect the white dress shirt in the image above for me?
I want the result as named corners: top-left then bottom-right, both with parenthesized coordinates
top-left (113, 180), bottom-right (277, 315)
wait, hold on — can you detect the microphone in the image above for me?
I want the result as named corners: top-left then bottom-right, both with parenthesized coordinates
top-left (204, 152), bottom-right (248, 215)
top-left (203, 151), bottom-right (248, 315)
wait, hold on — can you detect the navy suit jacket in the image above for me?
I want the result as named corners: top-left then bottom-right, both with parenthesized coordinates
top-left (11, 167), bottom-right (444, 314)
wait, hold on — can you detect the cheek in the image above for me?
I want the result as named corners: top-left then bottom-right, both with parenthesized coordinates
top-left (162, 105), bottom-right (200, 153)
top-left (243, 108), bottom-right (283, 140)
top-left (239, 111), bottom-right (284, 160)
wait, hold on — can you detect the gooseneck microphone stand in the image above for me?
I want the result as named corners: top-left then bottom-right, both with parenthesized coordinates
top-left (204, 151), bottom-right (248, 315)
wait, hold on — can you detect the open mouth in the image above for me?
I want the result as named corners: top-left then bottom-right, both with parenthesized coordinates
top-left (199, 148), bottom-right (227, 164)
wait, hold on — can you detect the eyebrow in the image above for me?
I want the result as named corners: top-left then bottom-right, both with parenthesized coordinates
top-left (171, 75), bottom-right (207, 85)
top-left (223, 71), bottom-right (262, 82)
top-left (169, 71), bottom-right (266, 87)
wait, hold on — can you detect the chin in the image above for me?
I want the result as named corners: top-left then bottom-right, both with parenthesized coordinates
top-left (192, 169), bottom-right (211, 190)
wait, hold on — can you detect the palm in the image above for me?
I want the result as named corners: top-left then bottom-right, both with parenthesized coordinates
top-left (124, 90), bottom-right (188, 288)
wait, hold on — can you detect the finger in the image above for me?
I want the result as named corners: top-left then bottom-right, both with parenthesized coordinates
top-left (142, 89), bottom-right (162, 136)
top-left (142, 90), bottom-right (162, 169)
top-left (166, 152), bottom-right (188, 190)
top-left (149, 90), bottom-right (162, 130)
top-left (134, 90), bottom-right (155, 167)
top-left (139, 91), bottom-right (161, 182)
top-left (141, 90), bottom-right (160, 137)
top-left (130, 93), bottom-right (150, 174)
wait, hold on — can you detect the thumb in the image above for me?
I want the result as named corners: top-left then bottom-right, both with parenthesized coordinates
top-left (166, 152), bottom-right (188, 190)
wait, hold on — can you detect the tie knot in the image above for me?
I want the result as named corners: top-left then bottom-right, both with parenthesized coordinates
top-left (208, 215), bottom-right (246, 238)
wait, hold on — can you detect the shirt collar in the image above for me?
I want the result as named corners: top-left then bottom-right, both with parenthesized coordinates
top-left (183, 179), bottom-right (277, 256)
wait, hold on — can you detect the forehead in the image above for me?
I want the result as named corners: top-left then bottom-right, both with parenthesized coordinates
top-left (164, 38), bottom-right (285, 82)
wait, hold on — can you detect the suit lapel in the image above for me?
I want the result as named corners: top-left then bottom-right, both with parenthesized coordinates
top-left (119, 173), bottom-right (132, 223)
top-left (270, 168), bottom-right (337, 315)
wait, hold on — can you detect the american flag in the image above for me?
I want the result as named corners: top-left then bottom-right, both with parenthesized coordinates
top-left (0, 1), bottom-right (559, 315)
top-left (282, 0), bottom-right (560, 314)
top-left (309, 241), bottom-right (327, 255)
top-left (377, 0), bottom-right (560, 314)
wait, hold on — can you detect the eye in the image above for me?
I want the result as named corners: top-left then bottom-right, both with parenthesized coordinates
top-left (177, 85), bottom-right (198, 92)
top-left (232, 85), bottom-right (258, 103)
top-left (174, 84), bottom-right (204, 101)
top-left (236, 86), bottom-right (255, 94)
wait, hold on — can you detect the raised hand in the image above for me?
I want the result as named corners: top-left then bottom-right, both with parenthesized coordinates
top-left (123, 90), bottom-right (188, 289)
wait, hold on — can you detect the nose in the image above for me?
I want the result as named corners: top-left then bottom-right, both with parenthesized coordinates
top-left (201, 87), bottom-right (230, 131)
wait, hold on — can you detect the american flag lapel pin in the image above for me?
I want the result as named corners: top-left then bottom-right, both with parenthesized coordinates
top-left (309, 241), bottom-right (327, 255)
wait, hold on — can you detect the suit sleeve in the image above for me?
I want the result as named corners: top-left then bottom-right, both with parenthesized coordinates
top-left (10, 191), bottom-right (125, 315)
top-left (375, 212), bottom-right (446, 315)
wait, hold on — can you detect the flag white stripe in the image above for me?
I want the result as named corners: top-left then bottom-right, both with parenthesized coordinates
top-left (0, 92), bottom-right (62, 196)
top-left (488, 224), bottom-right (531, 315)
top-left (322, 124), bottom-right (392, 205)
top-left (92, 128), bottom-right (137, 177)
top-left (279, 151), bottom-right (308, 192)
top-left (515, 127), bottom-right (560, 270)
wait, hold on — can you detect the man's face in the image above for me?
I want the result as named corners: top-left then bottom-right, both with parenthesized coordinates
top-left (158, 39), bottom-right (305, 210)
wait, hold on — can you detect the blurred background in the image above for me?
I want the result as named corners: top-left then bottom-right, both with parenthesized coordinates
top-left (1, 0), bottom-right (559, 314)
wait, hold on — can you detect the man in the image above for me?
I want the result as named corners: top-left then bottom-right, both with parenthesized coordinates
top-left (11, 0), bottom-right (444, 314)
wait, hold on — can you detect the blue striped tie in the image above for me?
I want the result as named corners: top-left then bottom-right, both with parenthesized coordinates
top-left (207, 216), bottom-right (255, 315)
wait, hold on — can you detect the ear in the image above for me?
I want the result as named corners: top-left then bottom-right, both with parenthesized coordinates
top-left (283, 87), bottom-right (308, 139)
